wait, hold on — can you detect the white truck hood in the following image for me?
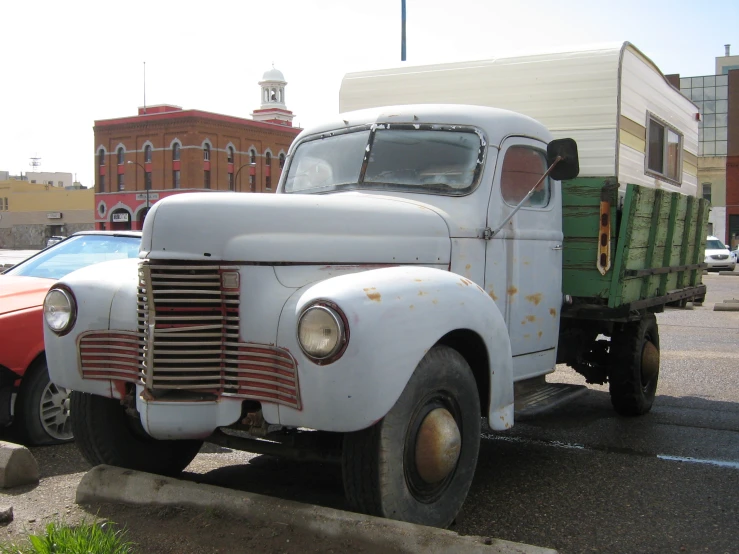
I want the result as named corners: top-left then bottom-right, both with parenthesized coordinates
top-left (142, 192), bottom-right (451, 264)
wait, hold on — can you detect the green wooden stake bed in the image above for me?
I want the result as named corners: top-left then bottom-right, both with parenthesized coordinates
top-left (557, 177), bottom-right (708, 415)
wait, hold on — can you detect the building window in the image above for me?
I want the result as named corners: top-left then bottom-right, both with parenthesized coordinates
top-left (204, 170), bottom-right (211, 189)
top-left (250, 149), bottom-right (256, 164)
top-left (646, 114), bottom-right (682, 183)
top-left (117, 147), bottom-right (125, 165)
top-left (145, 172), bottom-right (152, 190)
top-left (228, 172), bottom-right (234, 191)
top-left (99, 175), bottom-right (105, 193)
top-left (265, 152), bottom-right (272, 189)
top-left (227, 146), bottom-right (234, 164)
top-left (702, 183), bottom-right (712, 204)
top-left (204, 144), bottom-right (211, 161)
top-left (500, 146), bottom-right (551, 208)
top-left (249, 174), bottom-right (255, 189)
top-left (98, 148), bottom-right (105, 167)
top-left (145, 145), bottom-right (152, 163)
top-left (173, 170), bottom-right (180, 188)
top-left (173, 143), bottom-right (181, 161)
top-left (279, 153), bottom-right (286, 169)
top-left (118, 173), bottom-right (124, 191)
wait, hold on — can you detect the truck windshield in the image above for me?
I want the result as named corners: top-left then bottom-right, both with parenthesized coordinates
top-left (283, 125), bottom-right (485, 196)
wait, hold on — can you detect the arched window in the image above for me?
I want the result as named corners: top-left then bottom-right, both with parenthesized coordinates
top-left (117, 147), bottom-right (125, 165)
top-left (249, 149), bottom-right (256, 164)
top-left (279, 153), bottom-right (286, 169)
top-left (98, 148), bottom-right (105, 167)
top-left (203, 144), bottom-right (211, 161)
top-left (227, 146), bottom-right (234, 164)
top-left (98, 148), bottom-right (106, 193)
top-left (265, 152), bottom-right (272, 189)
top-left (144, 144), bottom-right (152, 163)
top-left (117, 147), bottom-right (125, 191)
top-left (173, 142), bottom-right (181, 161)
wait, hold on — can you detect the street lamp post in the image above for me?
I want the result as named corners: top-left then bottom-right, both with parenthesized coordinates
top-left (233, 162), bottom-right (257, 193)
top-left (127, 161), bottom-right (150, 225)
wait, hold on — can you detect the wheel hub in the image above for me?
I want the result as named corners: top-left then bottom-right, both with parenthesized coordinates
top-left (641, 340), bottom-right (660, 389)
top-left (414, 407), bottom-right (462, 484)
top-left (40, 382), bottom-right (73, 441)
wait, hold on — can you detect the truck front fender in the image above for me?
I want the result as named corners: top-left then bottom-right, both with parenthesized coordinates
top-left (275, 265), bottom-right (513, 432)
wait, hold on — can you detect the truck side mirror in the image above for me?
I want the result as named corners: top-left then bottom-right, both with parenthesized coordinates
top-left (547, 138), bottom-right (579, 181)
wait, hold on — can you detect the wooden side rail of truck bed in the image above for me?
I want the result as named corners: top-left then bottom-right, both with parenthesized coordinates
top-left (560, 178), bottom-right (710, 321)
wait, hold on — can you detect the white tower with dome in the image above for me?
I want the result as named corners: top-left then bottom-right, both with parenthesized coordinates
top-left (251, 65), bottom-right (295, 126)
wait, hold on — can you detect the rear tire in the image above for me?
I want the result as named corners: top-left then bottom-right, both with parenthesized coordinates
top-left (609, 314), bottom-right (660, 416)
top-left (342, 345), bottom-right (481, 528)
top-left (14, 359), bottom-right (73, 446)
top-left (71, 391), bottom-right (202, 476)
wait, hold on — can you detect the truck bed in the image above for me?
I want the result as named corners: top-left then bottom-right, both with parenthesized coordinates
top-left (561, 177), bottom-right (709, 318)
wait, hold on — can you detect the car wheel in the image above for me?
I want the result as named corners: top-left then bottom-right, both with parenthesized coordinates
top-left (608, 314), bottom-right (660, 417)
top-left (71, 391), bottom-right (203, 476)
top-left (14, 358), bottom-right (73, 446)
top-left (342, 345), bottom-right (481, 528)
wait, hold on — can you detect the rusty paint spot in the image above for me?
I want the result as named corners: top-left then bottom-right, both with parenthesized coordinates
top-left (414, 279), bottom-right (423, 282)
top-left (366, 291), bottom-right (381, 302)
top-left (488, 287), bottom-right (499, 301)
top-left (432, 299), bottom-right (439, 304)
top-left (525, 293), bottom-right (542, 305)
top-left (409, 304), bottom-right (415, 309)
top-left (363, 287), bottom-right (376, 292)
top-left (418, 290), bottom-right (428, 296)
top-left (459, 278), bottom-right (473, 286)
top-left (538, 331), bottom-right (543, 338)
top-left (521, 320), bottom-right (527, 325)
top-left (526, 315), bottom-right (536, 323)
top-left (524, 334), bottom-right (531, 339)
top-left (465, 264), bottom-right (471, 271)
top-left (507, 286), bottom-right (518, 296)
top-left (523, 261), bottom-right (530, 266)
top-left (549, 308), bottom-right (557, 318)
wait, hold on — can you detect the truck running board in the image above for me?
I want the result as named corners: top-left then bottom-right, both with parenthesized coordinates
top-left (514, 378), bottom-right (587, 419)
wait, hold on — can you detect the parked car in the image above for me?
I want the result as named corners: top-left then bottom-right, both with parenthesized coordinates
top-left (0, 231), bottom-right (141, 445)
top-left (704, 236), bottom-right (736, 272)
top-left (46, 236), bottom-right (66, 248)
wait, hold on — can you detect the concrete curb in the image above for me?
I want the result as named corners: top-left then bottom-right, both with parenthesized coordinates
top-left (77, 465), bottom-right (556, 554)
top-left (718, 271), bottom-right (739, 276)
top-left (0, 441), bottom-right (39, 488)
top-left (714, 303), bottom-right (739, 311)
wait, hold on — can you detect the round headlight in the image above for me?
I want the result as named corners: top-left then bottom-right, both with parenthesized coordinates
top-left (44, 288), bottom-right (76, 334)
top-left (297, 305), bottom-right (346, 361)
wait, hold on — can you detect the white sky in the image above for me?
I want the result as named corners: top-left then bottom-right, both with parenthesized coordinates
top-left (1, 0), bottom-right (737, 187)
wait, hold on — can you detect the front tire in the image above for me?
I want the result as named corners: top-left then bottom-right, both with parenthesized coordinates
top-left (14, 359), bottom-right (73, 446)
top-left (342, 345), bottom-right (481, 528)
top-left (71, 391), bottom-right (202, 476)
top-left (609, 314), bottom-right (660, 416)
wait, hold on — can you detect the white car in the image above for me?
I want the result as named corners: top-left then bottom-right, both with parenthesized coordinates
top-left (705, 236), bottom-right (736, 271)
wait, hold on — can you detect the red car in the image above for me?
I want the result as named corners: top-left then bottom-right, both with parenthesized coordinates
top-left (0, 232), bottom-right (141, 445)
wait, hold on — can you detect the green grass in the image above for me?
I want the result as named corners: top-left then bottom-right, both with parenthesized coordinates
top-left (0, 520), bottom-right (134, 554)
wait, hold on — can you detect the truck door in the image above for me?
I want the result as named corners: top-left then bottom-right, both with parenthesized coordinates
top-left (485, 138), bottom-right (563, 380)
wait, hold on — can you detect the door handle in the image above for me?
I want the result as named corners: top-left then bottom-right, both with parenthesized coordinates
top-left (551, 244), bottom-right (563, 250)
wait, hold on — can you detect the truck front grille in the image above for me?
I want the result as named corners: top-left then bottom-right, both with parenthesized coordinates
top-left (75, 262), bottom-right (303, 408)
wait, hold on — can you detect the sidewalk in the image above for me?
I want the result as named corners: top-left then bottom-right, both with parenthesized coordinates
top-left (0, 249), bottom-right (39, 270)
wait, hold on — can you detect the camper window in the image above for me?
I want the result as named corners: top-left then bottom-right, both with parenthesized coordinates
top-left (646, 115), bottom-right (682, 184)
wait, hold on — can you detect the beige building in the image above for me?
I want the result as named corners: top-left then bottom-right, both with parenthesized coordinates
top-left (0, 180), bottom-right (94, 248)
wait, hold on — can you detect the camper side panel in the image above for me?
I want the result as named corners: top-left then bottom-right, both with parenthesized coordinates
top-left (339, 49), bottom-right (622, 177)
top-left (618, 48), bottom-right (699, 196)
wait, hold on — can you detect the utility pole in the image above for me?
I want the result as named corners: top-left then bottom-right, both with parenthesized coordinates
top-left (401, 0), bottom-right (406, 61)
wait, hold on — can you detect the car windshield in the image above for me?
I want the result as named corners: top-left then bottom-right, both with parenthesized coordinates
top-left (283, 125), bottom-right (485, 196)
top-left (4, 235), bottom-right (141, 280)
top-left (706, 239), bottom-right (727, 250)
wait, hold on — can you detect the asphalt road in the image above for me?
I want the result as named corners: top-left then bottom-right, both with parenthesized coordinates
top-left (4, 273), bottom-right (738, 554)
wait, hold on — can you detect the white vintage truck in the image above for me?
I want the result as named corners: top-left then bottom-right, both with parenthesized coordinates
top-left (43, 104), bottom-right (708, 528)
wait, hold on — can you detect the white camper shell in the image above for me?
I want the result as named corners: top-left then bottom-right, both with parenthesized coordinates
top-left (340, 42), bottom-right (699, 197)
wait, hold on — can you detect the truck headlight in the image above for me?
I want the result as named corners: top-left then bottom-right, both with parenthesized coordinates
top-left (44, 287), bottom-right (77, 335)
top-left (297, 304), bottom-right (348, 363)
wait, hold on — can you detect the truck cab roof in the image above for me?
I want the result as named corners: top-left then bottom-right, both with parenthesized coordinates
top-left (291, 104), bottom-right (553, 152)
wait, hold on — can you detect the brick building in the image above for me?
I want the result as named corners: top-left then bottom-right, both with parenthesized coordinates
top-left (93, 67), bottom-right (301, 230)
